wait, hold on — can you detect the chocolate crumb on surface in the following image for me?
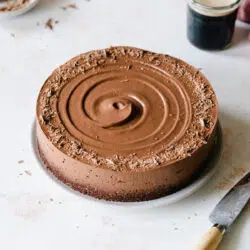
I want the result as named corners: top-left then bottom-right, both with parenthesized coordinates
top-left (45, 18), bottom-right (57, 30)
top-left (61, 3), bottom-right (77, 10)
top-left (18, 160), bottom-right (24, 164)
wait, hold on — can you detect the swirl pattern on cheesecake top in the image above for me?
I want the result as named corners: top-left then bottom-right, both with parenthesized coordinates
top-left (37, 47), bottom-right (217, 171)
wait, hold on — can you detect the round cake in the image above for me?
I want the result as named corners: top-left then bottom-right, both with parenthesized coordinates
top-left (36, 46), bottom-right (218, 202)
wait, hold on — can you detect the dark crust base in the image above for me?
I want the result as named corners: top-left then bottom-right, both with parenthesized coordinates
top-left (36, 129), bottom-right (221, 202)
top-left (37, 142), bottom-right (179, 201)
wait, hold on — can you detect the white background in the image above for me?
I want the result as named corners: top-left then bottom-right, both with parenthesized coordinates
top-left (0, 0), bottom-right (250, 249)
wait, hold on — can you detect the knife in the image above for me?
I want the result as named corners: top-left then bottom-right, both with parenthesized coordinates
top-left (191, 171), bottom-right (250, 250)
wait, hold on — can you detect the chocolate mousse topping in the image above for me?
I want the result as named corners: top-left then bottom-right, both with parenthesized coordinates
top-left (36, 46), bottom-right (218, 201)
top-left (37, 46), bottom-right (217, 171)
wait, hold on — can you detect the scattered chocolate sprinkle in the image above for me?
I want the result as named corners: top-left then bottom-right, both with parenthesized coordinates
top-left (36, 22), bottom-right (40, 26)
top-left (24, 170), bottom-right (32, 176)
top-left (10, 33), bottom-right (15, 37)
top-left (18, 160), bottom-right (24, 164)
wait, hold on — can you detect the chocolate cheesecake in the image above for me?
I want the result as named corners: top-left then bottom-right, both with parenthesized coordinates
top-left (36, 46), bottom-right (218, 202)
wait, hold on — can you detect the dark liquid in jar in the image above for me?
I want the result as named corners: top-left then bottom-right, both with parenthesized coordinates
top-left (187, 6), bottom-right (238, 50)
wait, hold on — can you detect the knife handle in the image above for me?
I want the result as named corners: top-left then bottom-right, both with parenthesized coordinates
top-left (190, 226), bottom-right (225, 250)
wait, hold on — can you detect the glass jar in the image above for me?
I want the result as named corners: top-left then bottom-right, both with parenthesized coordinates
top-left (187, 0), bottom-right (242, 50)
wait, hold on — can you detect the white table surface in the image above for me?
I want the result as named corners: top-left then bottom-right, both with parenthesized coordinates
top-left (0, 0), bottom-right (250, 249)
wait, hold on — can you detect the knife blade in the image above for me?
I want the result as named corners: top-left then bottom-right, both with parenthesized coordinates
top-left (209, 171), bottom-right (250, 230)
top-left (190, 171), bottom-right (250, 250)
